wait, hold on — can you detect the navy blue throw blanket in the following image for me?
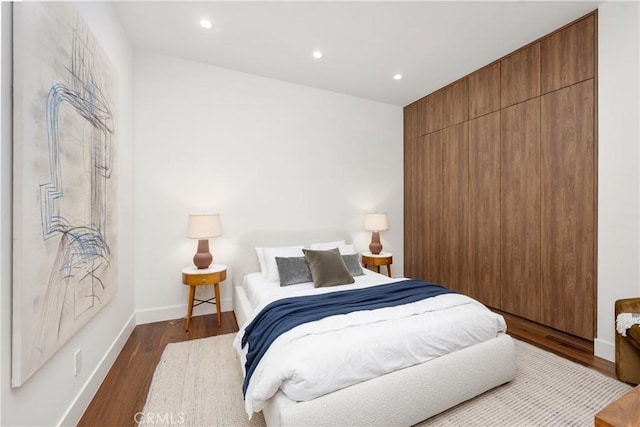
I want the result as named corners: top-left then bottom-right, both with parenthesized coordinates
top-left (240, 279), bottom-right (455, 395)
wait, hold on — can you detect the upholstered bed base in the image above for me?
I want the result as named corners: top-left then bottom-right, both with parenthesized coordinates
top-left (233, 285), bottom-right (518, 426)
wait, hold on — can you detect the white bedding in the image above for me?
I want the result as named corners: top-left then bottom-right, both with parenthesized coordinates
top-left (234, 272), bottom-right (507, 417)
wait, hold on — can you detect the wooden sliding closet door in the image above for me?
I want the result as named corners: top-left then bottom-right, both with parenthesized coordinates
top-left (403, 132), bottom-right (442, 283)
top-left (440, 123), bottom-right (469, 295)
top-left (403, 12), bottom-right (596, 340)
top-left (404, 101), bottom-right (422, 279)
top-left (541, 80), bottom-right (595, 339)
top-left (469, 112), bottom-right (501, 307)
top-left (420, 132), bottom-right (443, 284)
top-left (404, 136), bottom-right (420, 279)
top-left (501, 98), bottom-right (542, 323)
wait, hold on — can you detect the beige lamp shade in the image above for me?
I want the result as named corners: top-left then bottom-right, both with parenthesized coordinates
top-left (187, 214), bottom-right (222, 239)
top-left (363, 213), bottom-right (389, 232)
top-left (187, 214), bottom-right (222, 269)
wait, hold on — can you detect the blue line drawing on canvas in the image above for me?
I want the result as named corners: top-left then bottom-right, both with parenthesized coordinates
top-left (9, 4), bottom-right (119, 384)
top-left (33, 16), bottom-right (114, 355)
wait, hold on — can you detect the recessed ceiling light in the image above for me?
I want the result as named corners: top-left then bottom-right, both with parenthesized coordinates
top-left (312, 51), bottom-right (323, 59)
top-left (394, 74), bottom-right (403, 80)
top-left (200, 19), bottom-right (212, 29)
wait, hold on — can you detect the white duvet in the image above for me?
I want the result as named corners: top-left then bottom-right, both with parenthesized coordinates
top-left (233, 273), bottom-right (507, 416)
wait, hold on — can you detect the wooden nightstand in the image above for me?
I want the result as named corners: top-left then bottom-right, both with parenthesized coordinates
top-left (181, 264), bottom-right (227, 331)
top-left (361, 252), bottom-right (393, 278)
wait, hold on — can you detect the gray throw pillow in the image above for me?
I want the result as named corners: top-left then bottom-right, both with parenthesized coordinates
top-left (303, 248), bottom-right (355, 288)
top-left (342, 254), bottom-right (364, 277)
top-left (275, 256), bottom-right (312, 286)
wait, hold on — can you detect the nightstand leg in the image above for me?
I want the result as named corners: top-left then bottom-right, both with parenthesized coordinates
top-left (214, 282), bottom-right (221, 327)
top-left (375, 266), bottom-right (380, 274)
top-left (186, 285), bottom-right (195, 331)
top-left (387, 265), bottom-right (392, 278)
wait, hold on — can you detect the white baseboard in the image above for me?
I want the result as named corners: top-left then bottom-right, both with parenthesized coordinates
top-left (594, 338), bottom-right (615, 362)
top-left (57, 312), bottom-right (136, 426)
top-left (135, 297), bottom-right (233, 325)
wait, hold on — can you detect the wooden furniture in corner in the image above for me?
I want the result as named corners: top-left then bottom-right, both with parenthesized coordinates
top-left (181, 264), bottom-right (226, 331)
top-left (594, 384), bottom-right (640, 427)
top-left (361, 252), bottom-right (392, 278)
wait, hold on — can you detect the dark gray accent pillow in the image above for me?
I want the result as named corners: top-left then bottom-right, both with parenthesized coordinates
top-left (275, 256), bottom-right (312, 286)
top-left (303, 248), bottom-right (355, 288)
top-left (342, 254), bottom-right (364, 277)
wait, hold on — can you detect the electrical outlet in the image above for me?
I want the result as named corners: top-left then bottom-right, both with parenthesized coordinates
top-left (74, 349), bottom-right (81, 376)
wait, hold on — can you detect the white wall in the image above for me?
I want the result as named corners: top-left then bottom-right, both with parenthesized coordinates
top-left (596, 1), bottom-right (640, 361)
top-left (134, 52), bottom-right (403, 322)
top-left (0, 5), bottom-right (9, 424)
top-left (0, 2), bottom-right (135, 426)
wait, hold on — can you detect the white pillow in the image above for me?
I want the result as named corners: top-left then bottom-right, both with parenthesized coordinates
top-left (309, 240), bottom-right (346, 250)
top-left (338, 244), bottom-right (356, 255)
top-left (255, 247), bottom-right (267, 274)
top-left (262, 245), bottom-right (305, 282)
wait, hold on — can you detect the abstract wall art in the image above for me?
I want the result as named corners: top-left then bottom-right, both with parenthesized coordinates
top-left (12, 2), bottom-right (118, 386)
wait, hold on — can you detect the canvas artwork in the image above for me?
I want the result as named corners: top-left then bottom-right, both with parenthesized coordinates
top-left (12, 2), bottom-right (118, 387)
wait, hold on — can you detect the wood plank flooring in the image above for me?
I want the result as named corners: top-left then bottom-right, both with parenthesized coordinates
top-left (78, 310), bottom-right (616, 427)
top-left (494, 309), bottom-right (615, 378)
top-left (78, 312), bottom-right (238, 427)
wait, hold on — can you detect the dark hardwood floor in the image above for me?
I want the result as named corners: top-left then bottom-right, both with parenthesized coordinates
top-left (78, 310), bottom-right (616, 427)
top-left (78, 312), bottom-right (239, 427)
top-left (494, 309), bottom-right (615, 379)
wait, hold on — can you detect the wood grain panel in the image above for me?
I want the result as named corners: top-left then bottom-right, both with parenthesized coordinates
top-left (420, 132), bottom-right (443, 283)
top-left (469, 62), bottom-right (501, 119)
top-left (442, 79), bottom-right (469, 129)
top-left (501, 98), bottom-right (542, 323)
top-left (541, 15), bottom-right (595, 94)
top-left (404, 12), bottom-right (597, 341)
top-left (403, 137), bottom-right (420, 278)
top-left (541, 79), bottom-right (595, 340)
top-left (404, 134), bottom-right (442, 282)
top-left (469, 111), bottom-right (501, 307)
top-left (595, 385), bottom-right (640, 427)
top-left (403, 102), bottom-right (420, 141)
top-left (421, 91), bottom-right (444, 135)
top-left (440, 123), bottom-right (469, 294)
top-left (501, 43), bottom-right (541, 109)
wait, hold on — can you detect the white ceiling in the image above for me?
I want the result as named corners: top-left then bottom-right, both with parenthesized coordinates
top-left (115, 1), bottom-right (601, 106)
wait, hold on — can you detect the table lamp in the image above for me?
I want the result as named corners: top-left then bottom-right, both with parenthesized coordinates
top-left (364, 213), bottom-right (388, 255)
top-left (187, 214), bottom-right (222, 269)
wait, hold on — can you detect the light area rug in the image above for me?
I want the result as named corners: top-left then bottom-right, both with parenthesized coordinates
top-left (142, 334), bottom-right (631, 427)
top-left (418, 339), bottom-right (631, 426)
top-left (140, 334), bottom-right (265, 427)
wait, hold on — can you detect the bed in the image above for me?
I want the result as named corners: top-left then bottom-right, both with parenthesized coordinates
top-left (232, 230), bottom-right (517, 426)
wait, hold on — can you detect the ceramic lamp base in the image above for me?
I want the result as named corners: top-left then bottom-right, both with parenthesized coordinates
top-left (193, 239), bottom-right (213, 269)
top-left (369, 231), bottom-right (382, 254)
